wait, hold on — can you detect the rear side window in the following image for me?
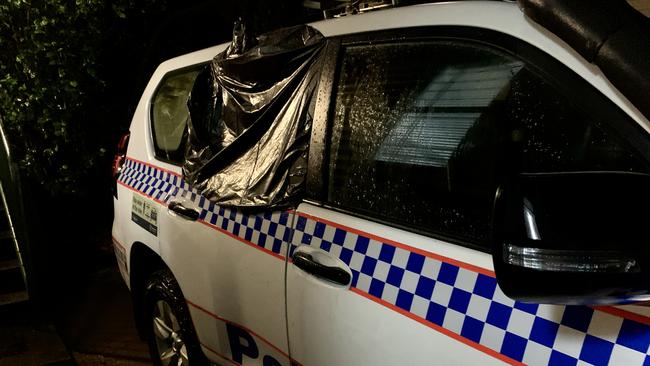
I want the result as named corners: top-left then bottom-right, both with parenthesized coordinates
top-left (327, 40), bottom-right (648, 249)
top-left (151, 67), bottom-right (201, 164)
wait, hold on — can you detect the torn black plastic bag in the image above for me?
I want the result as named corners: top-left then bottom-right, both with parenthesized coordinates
top-left (184, 25), bottom-right (326, 208)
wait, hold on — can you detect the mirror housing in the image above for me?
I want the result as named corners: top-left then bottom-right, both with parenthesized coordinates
top-left (493, 171), bottom-right (650, 305)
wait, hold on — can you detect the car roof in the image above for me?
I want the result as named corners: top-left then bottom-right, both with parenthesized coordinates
top-left (162, 1), bottom-right (523, 68)
top-left (153, 0), bottom-right (650, 130)
top-left (309, 1), bottom-right (521, 37)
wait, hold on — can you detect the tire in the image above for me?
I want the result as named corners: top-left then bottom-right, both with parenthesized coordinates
top-left (144, 269), bottom-right (209, 366)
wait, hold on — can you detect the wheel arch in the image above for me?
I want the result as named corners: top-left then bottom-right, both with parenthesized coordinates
top-left (130, 241), bottom-right (169, 340)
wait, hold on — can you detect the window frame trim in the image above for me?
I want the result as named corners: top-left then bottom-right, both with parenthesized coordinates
top-left (306, 39), bottom-right (341, 202)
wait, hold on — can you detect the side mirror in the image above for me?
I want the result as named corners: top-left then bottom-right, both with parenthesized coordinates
top-left (493, 172), bottom-right (650, 304)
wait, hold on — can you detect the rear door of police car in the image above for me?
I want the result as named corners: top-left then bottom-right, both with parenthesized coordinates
top-left (286, 27), bottom-right (650, 366)
top-left (119, 58), bottom-right (294, 365)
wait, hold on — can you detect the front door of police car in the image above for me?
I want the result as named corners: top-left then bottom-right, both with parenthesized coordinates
top-left (285, 33), bottom-right (650, 366)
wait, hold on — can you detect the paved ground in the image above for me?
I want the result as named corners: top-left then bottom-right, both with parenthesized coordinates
top-left (0, 261), bottom-right (151, 366)
top-left (0, 315), bottom-right (70, 366)
top-left (72, 353), bottom-right (150, 366)
top-left (53, 266), bottom-right (150, 362)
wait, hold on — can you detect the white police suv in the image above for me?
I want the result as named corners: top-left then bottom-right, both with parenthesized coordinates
top-left (112, 0), bottom-right (650, 365)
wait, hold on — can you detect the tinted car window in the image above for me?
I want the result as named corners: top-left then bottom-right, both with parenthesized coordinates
top-left (151, 68), bottom-right (201, 164)
top-left (327, 40), bottom-right (648, 248)
top-left (504, 68), bottom-right (648, 174)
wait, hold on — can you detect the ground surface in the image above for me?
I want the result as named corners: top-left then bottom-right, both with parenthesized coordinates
top-left (53, 267), bottom-right (150, 362)
top-left (0, 260), bottom-right (151, 366)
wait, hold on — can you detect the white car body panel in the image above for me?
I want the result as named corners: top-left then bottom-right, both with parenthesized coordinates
top-left (286, 202), bottom-right (650, 365)
top-left (287, 203), bottom-right (506, 366)
top-left (117, 157), bottom-right (293, 365)
top-left (164, 210), bottom-right (291, 365)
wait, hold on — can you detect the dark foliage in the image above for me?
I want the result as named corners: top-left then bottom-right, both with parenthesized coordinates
top-left (0, 0), bottom-right (317, 199)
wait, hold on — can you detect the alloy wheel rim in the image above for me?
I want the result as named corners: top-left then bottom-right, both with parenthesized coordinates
top-left (153, 300), bottom-right (188, 366)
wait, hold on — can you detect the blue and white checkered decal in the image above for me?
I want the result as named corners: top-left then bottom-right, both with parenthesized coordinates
top-left (293, 215), bottom-right (650, 366)
top-left (119, 158), bottom-right (293, 257)
top-left (120, 158), bottom-right (650, 366)
top-left (119, 158), bottom-right (190, 202)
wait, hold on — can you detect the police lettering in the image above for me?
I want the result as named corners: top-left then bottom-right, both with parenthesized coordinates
top-left (226, 323), bottom-right (283, 365)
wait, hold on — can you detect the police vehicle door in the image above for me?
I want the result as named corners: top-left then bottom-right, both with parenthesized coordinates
top-left (148, 65), bottom-right (292, 366)
top-left (286, 29), bottom-right (650, 366)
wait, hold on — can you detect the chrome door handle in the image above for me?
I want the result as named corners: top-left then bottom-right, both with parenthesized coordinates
top-left (168, 201), bottom-right (199, 221)
top-left (292, 251), bottom-right (351, 286)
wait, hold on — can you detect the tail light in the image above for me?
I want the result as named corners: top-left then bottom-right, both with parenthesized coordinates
top-left (112, 132), bottom-right (130, 197)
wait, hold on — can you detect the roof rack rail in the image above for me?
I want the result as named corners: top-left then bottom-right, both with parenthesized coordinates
top-left (303, 0), bottom-right (398, 19)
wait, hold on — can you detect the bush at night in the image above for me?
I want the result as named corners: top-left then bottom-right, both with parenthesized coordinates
top-left (0, 0), bottom-right (172, 196)
top-left (0, 0), bottom-right (315, 198)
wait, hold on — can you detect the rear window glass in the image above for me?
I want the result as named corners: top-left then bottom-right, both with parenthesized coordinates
top-left (151, 68), bottom-right (201, 164)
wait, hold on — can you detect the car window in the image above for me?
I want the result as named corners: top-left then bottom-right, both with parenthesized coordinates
top-left (151, 67), bottom-right (201, 164)
top-left (326, 40), bottom-right (649, 249)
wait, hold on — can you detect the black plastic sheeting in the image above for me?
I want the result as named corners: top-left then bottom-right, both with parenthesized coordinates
top-left (517, 0), bottom-right (650, 122)
top-left (184, 25), bottom-right (326, 208)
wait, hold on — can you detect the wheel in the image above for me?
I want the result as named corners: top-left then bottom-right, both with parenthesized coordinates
top-left (145, 269), bottom-right (208, 366)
